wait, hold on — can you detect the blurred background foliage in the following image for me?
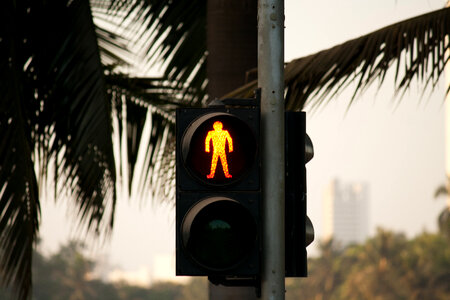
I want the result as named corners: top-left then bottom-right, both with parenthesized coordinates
top-left (0, 225), bottom-right (448, 300)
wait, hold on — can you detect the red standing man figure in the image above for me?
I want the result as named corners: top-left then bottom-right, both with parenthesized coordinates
top-left (205, 121), bottom-right (233, 179)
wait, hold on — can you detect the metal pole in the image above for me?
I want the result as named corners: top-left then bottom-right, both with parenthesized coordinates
top-left (258, 0), bottom-right (285, 299)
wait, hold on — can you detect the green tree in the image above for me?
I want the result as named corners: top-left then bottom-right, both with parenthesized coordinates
top-left (308, 239), bottom-right (344, 300)
top-left (399, 232), bottom-right (450, 300)
top-left (338, 229), bottom-right (410, 300)
top-left (32, 242), bottom-right (101, 300)
top-left (285, 239), bottom-right (349, 300)
top-left (1, 1), bottom-right (449, 299)
top-left (286, 229), bottom-right (450, 300)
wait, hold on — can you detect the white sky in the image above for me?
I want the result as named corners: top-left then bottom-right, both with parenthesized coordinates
top-left (39, 0), bottom-right (448, 284)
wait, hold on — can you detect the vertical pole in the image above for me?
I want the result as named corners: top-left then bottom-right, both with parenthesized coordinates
top-left (258, 0), bottom-right (285, 299)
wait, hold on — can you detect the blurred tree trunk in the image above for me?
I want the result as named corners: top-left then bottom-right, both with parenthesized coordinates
top-left (207, 0), bottom-right (257, 100)
top-left (206, 0), bottom-right (259, 299)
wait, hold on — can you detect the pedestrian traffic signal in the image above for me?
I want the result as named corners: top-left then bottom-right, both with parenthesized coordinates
top-left (285, 111), bottom-right (315, 277)
top-left (176, 101), bottom-right (261, 279)
top-left (179, 111), bottom-right (259, 188)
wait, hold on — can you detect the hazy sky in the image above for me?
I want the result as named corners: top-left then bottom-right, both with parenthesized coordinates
top-left (39, 0), bottom-right (448, 283)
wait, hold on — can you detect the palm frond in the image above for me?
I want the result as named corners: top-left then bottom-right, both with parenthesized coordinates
top-left (226, 7), bottom-right (450, 110)
top-left (95, 25), bottom-right (134, 68)
top-left (0, 0), bottom-right (116, 298)
top-left (105, 75), bottom-right (199, 108)
top-left (34, 0), bottom-right (116, 239)
top-left (0, 41), bottom-right (39, 300)
top-left (90, 1), bottom-right (205, 201)
top-left (285, 6), bottom-right (450, 110)
top-left (106, 75), bottom-right (177, 201)
top-left (91, 0), bottom-right (208, 105)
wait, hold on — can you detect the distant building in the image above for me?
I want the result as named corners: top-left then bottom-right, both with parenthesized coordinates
top-left (323, 179), bottom-right (369, 246)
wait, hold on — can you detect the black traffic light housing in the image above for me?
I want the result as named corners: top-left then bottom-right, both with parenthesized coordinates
top-left (176, 95), bottom-right (314, 286)
top-left (285, 111), bottom-right (314, 277)
top-left (176, 99), bottom-right (261, 280)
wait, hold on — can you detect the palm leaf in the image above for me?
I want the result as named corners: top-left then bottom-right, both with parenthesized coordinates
top-left (91, 0), bottom-right (207, 105)
top-left (105, 75), bottom-right (178, 201)
top-left (225, 7), bottom-right (450, 110)
top-left (0, 0), bottom-right (116, 298)
top-left (90, 1), bottom-right (205, 201)
top-left (95, 25), bottom-right (134, 68)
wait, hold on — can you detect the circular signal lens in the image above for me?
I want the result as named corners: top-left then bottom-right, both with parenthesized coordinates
top-left (181, 113), bottom-right (257, 186)
top-left (182, 198), bottom-right (257, 271)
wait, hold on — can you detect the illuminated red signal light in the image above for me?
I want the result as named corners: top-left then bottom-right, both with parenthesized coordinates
top-left (205, 121), bottom-right (234, 179)
top-left (181, 112), bottom-right (257, 186)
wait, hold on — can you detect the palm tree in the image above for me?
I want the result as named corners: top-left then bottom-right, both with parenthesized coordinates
top-left (1, 1), bottom-right (116, 299)
top-left (434, 176), bottom-right (450, 238)
top-left (1, 1), bottom-right (449, 299)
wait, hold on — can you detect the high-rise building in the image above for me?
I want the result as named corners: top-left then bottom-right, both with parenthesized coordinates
top-left (323, 179), bottom-right (369, 246)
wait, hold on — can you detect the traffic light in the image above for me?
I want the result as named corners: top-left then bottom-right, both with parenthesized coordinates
top-left (176, 99), bottom-right (261, 280)
top-left (285, 111), bottom-right (314, 277)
